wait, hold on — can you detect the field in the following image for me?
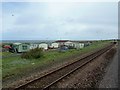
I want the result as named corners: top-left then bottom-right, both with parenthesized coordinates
top-left (0, 52), bottom-right (14, 57)
top-left (2, 41), bottom-right (111, 80)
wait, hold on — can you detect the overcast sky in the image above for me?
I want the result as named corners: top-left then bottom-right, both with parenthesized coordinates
top-left (2, 2), bottom-right (118, 40)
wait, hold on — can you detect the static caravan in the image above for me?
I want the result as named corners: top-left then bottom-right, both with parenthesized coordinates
top-left (65, 41), bottom-right (74, 46)
top-left (84, 42), bottom-right (91, 47)
top-left (55, 40), bottom-right (69, 47)
top-left (39, 43), bottom-right (48, 50)
top-left (74, 43), bottom-right (84, 49)
top-left (51, 42), bottom-right (59, 49)
top-left (13, 43), bottom-right (30, 53)
top-left (30, 44), bottom-right (38, 49)
top-left (64, 41), bottom-right (75, 49)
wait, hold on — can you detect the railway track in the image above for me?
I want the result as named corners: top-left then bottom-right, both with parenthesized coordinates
top-left (13, 43), bottom-right (115, 90)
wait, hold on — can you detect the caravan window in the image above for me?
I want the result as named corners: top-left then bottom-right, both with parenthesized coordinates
top-left (22, 45), bottom-right (27, 50)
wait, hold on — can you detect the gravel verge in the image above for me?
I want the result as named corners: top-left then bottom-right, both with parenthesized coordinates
top-left (99, 45), bottom-right (118, 88)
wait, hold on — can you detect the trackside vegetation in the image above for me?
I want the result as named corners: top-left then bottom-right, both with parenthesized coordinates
top-left (21, 48), bottom-right (43, 59)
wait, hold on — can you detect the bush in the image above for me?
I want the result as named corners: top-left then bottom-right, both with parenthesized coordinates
top-left (21, 48), bottom-right (43, 59)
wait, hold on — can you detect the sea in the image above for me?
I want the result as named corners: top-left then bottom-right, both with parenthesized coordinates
top-left (1, 40), bottom-right (55, 44)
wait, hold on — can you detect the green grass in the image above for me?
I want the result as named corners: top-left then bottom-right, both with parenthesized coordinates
top-left (0, 52), bottom-right (14, 57)
top-left (2, 41), bottom-right (111, 79)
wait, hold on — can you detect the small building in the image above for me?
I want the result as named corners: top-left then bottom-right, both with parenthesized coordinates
top-left (38, 43), bottom-right (48, 50)
top-left (13, 43), bottom-right (30, 53)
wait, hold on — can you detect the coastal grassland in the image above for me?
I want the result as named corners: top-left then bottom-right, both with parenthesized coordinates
top-left (2, 41), bottom-right (111, 80)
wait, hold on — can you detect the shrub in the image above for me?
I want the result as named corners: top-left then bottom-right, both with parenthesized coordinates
top-left (21, 48), bottom-right (43, 59)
